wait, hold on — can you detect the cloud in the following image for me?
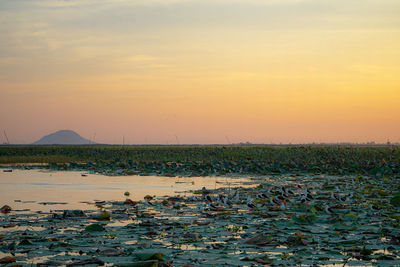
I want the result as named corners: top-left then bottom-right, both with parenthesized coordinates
top-left (125, 55), bottom-right (159, 62)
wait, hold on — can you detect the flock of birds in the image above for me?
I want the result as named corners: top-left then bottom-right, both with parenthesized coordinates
top-left (138, 183), bottom-right (358, 220)
top-left (203, 185), bottom-right (353, 215)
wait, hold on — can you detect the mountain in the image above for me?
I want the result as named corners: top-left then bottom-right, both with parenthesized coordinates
top-left (33, 130), bottom-right (95, 145)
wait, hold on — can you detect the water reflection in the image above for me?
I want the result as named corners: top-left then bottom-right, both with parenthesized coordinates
top-left (0, 169), bottom-right (252, 212)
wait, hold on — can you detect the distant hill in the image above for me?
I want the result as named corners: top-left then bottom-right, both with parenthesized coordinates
top-left (33, 130), bottom-right (95, 145)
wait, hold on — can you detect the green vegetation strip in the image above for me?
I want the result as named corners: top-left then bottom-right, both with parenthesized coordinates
top-left (0, 145), bottom-right (399, 176)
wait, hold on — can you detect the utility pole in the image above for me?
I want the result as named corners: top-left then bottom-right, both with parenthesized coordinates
top-left (3, 131), bottom-right (10, 144)
top-left (225, 136), bottom-right (231, 145)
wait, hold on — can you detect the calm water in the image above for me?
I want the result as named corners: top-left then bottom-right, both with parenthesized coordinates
top-left (0, 169), bottom-right (250, 211)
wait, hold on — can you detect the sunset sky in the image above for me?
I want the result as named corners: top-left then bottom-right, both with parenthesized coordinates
top-left (0, 0), bottom-right (399, 144)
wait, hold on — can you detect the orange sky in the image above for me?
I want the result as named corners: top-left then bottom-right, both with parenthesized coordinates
top-left (0, 0), bottom-right (399, 144)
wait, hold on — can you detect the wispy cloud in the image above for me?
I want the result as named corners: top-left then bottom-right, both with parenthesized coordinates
top-left (125, 55), bottom-right (159, 62)
top-left (1, 0), bottom-right (400, 143)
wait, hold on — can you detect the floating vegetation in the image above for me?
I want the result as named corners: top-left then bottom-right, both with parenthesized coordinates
top-left (1, 173), bottom-right (400, 266)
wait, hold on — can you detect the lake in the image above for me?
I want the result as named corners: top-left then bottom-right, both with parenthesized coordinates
top-left (0, 169), bottom-right (250, 212)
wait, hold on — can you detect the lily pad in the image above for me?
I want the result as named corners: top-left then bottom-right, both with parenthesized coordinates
top-left (19, 239), bottom-right (33, 246)
top-left (117, 260), bottom-right (158, 267)
top-left (134, 252), bottom-right (165, 261)
top-left (243, 233), bottom-right (276, 246)
top-left (93, 211), bottom-right (111, 221)
top-left (85, 223), bottom-right (105, 232)
top-left (390, 195), bottom-right (400, 207)
top-left (343, 213), bottom-right (358, 220)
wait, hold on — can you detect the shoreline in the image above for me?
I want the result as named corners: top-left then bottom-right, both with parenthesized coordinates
top-left (1, 163), bottom-right (398, 179)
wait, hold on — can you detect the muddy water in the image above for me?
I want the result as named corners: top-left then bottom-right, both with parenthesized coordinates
top-left (0, 169), bottom-right (250, 212)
